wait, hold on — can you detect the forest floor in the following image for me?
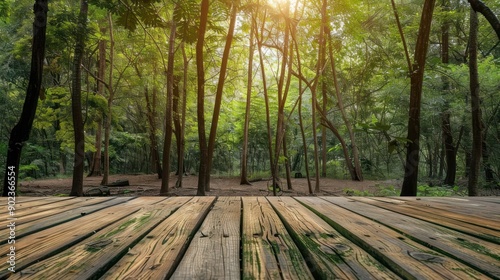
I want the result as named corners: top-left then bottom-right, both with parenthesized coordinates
top-left (18, 173), bottom-right (403, 197)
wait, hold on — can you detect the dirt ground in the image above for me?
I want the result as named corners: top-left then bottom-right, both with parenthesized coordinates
top-left (18, 174), bottom-right (399, 197)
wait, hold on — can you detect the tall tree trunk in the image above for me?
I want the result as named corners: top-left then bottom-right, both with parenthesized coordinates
top-left (468, 8), bottom-right (481, 196)
top-left (160, 8), bottom-right (177, 196)
top-left (100, 14), bottom-right (114, 186)
top-left (272, 2), bottom-right (292, 195)
top-left (70, 0), bottom-right (88, 196)
top-left (196, 0), bottom-right (210, 196)
top-left (240, 17), bottom-right (255, 186)
top-left (400, 0), bottom-right (436, 196)
top-left (176, 43), bottom-right (189, 189)
top-left (440, 0), bottom-right (459, 186)
top-left (290, 18), bottom-right (313, 194)
top-left (327, 32), bottom-right (363, 181)
top-left (256, 13), bottom-right (277, 194)
top-left (88, 28), bottom-right (106, 177)
top-left (205, 1), bottom-right (238, 192)
top-left (2, 0), bottom-right (48, 196)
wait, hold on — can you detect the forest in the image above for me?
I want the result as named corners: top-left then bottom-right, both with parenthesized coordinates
top-left (1, 0), bottom-right (500, 197)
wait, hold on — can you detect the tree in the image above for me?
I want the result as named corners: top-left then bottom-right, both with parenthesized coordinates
top-left (160, 3), bottom-right (177, 196)
top-left (2, 0), bottom-right (48, 196)
top-left (70, 0), bottom-right (89, 196)
top-left (240, 14), bottom-right (255, 186)
top-left (468, 7), bottom-right (481, 196)
top-left (195, 0), bottom-right (209, 196)
top-left (400, 0), bottom-right (436, 196)
top-left (205, 0), bottom-right (239, 192)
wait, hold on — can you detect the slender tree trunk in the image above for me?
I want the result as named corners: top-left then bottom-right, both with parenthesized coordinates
top-left (240, 17), bottom-right (255, 186)
top-left (400, 0), bottom-right (436, 196)
top-left (70, 0), bottom-right (88, 196)
top-left (290, 20), bottom-right (313, 194)
top-left (2, 0), bottom-right (48, 196)
top-left (100, 14), bottom-right (114, 186)
top-left (205, 1), bottom-right (238, 192)
top-left (88, 32), bottom-right (106, 177)
top-left (176, 44), bottom-right (188, 188)
top-left (256, 16), bottom-right (277, 193)
top-left (196, 0), bottom-right (210, 196)
top-left (327, 32), bottom-right (363, 181)
top-left (468, 8), bottom-right (481, 196)
top-left (160, 9), bottom-right (177, 196)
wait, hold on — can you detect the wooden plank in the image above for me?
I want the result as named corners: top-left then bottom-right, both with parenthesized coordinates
top-left (322, 196), bottom-right (500, 279)
top-left (241, 196), bottom-right (313, 280)
top-left (171, 197), bottom-right (241, 279)
top-left (11, 197), bottom-right (192, 279)
top-left (1, 197), bottom-right (114, 225)
top-left (352, 197), bottom-right (500, 243)
top-left (0, 197), bottom-right (135, 243)
top-left (267, 196), bottom-right (400, 279)
top-left (472, 197), bottom-right (500, 204)
top-left (0, 197), bottom-right (161, 279)
top-left (101, 196), bottom-right (216, 280)
top-left (379, 197), bottom-right (500, 221)
top-left (0, 197), bottom-right (73, 216)
top-left (296, 197), bottom-right (488, 280)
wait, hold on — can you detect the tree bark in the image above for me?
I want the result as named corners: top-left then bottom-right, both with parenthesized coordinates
top-left (100, 13), bottom-right (114, 186)
top-left (468, 8), bottom-right (481, 196)
top-left (2, 0), bottom-right (48, 196)
top-left (205, 1), bottom-right (238, 192)
top-left (70, 0), bottom-right (88, 196)
top-left (400, 0), bottom-right (436, 196)
top-left (175, 43), bottom-right (189, 189)
top-left (88, 31), bottom-right (106, 177)
top-left (240, 17), bottom-right (255, 186)
top-left (196, 0), bottom-right (209, 196)
top-left (160, 8), bottom-right (178, 196)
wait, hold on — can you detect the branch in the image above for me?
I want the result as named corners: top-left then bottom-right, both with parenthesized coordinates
top-left (468, 0), bottom-right (500, 40)
top-left (81, 64), bottom-right (111, 92)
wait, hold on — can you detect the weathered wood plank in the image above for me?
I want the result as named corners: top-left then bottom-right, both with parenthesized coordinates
top-left (472, 197), bottom-right (500, 204)
top-left (268, 196), bottom-right (400, 279)
top-left (296, 197), bottom-right (488, 279)
top-left (0, 197), bottom-right (73, 216)
top-left (322, 196), bottom-right (500, 279)
top-left (1, 197), bottom-right (113, 225)
top-left (241, 197), bottom-right (313, 280)
top-left (10, 197), bottom-right (192, 279)
top-left (372, 197), bottom-right (500, 226)
top-left (352, 197), bottom-right (500, 243)
top-left (0, 197), bottom-right (160, 279)
top-left (101, 196), bottom-right (216, 280)
top-left (0, 197), bottom-right (135, 243)
top-left (171, 197), bottom-right (241, 280)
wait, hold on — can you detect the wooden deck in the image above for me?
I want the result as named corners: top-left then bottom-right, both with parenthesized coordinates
top-left (1, 196), bottom-right (499, 279)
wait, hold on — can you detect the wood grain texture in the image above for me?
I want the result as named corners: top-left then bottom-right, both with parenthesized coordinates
top-left (241, 196), bottom-right (313, 280)
top-left (268, 196), bottom-right (400, 279)
top-left (296, 197), bottom-right (488, 280)
top-left (11, 197), bottom-right (191, 279)
top-left (101, 196), bottom-right (216, 280)
top-left (323, 196), bottom-right (500, 279)
top-left (0, 197), bottom-right (135, 241)
top-left (171, 196), bottom-right (241, 280)
top-left (0, 197), bottom-right (158, 279)
top-left (353, 197), bottom-right (500, 243)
